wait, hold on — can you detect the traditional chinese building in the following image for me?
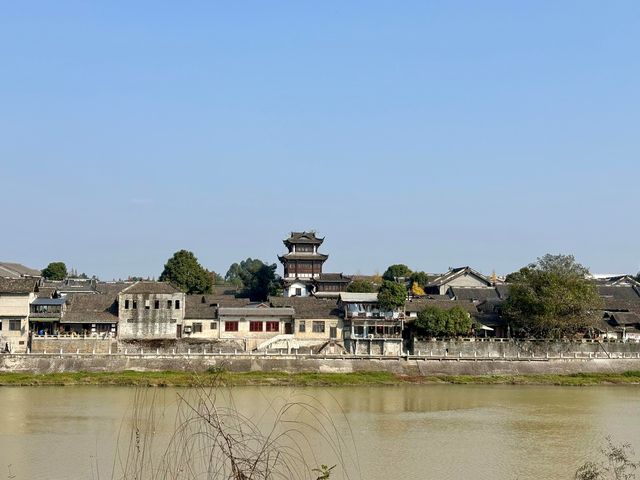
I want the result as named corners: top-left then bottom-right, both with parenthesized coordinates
top-left (278, 231), bottom-right (329, 297)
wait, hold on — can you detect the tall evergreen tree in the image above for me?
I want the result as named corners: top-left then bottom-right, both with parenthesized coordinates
top-left (41, 262), bottom-right (67, 280)
top-left (159, 250), bottom-right (212, 294)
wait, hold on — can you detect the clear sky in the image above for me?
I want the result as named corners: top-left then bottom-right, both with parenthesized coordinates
top-left (1, 1), bottom-right (639, 280)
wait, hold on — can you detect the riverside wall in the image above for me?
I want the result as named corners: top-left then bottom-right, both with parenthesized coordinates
top-left (413, 339), bottom-right (640, 356)
top-left (1, 353), bottom-right (640, 376)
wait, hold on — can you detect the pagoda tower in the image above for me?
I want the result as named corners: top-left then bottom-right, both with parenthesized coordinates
top-left (278, 231), bottom-right (328, 297)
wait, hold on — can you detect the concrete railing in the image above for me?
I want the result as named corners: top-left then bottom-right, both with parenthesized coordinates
top-left (9, 349), bottom-right (640, 361)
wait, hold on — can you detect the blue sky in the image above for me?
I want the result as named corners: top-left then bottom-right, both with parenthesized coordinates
top-left (1, 1), bottom-right (639, 280)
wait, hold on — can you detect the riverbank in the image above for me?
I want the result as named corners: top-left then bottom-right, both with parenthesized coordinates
top-left (1, 370), bottom-right (639, 387)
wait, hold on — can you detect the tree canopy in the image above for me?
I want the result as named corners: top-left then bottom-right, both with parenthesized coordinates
top-left (225, 258), bottom-right (281, 301)
top-left (382, 264), bottom-right (412, 282)
top-left (346, 279), bottom-right (377, 293)
top-left (377, 280), bottom-right (407, 311)
top-left (409, 271), bottom-right (429, 288)
top-left (502, 254), bottom-right (602, 338)
top-left (414, 305), bottom-right (472, 338)
top-left (41, 262), bottom-right (67, 280)
top-left (159, 250), bottom-right (212, 294)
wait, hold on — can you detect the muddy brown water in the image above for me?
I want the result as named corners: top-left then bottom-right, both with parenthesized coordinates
top-left (0, 385), bottom-right (639, 479)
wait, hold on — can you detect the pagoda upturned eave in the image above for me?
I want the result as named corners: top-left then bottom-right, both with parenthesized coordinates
top-left (282, 231), bottom-right (324, 247)
top-left (278, 253), bottom-right (329, 262)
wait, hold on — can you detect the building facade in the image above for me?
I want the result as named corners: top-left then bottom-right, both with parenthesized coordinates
top-left (118, 282), bottom-right (185, 339)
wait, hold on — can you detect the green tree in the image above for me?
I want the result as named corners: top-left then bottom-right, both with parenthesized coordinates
top-left (415, 306), bottom-right (448, 337)
top-left (446, 306), bottom-right (473, 336)
top-left (377, 280), bottom-right (407, 311)
top-left (415, 305), bottom-right (472, 337)
top-left (346, 279), bottom-right (377, 293)
top-left (225, 258), bottom-right (281, 301)
top-left (409, 271), bottom-right (430, 288)
top-left (159, 250), bottom-right (212, 294)
top-left (41, 262), bottom-right (67, 280)
top-left (503, 254), bottom-right (602, 339)
top-left (382, 264), bottom-right (412, 282)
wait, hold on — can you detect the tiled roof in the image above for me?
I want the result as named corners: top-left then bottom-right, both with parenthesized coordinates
top-left (597, 285), bottom-right (640, 312)
top-left (35, 287), bottom-right (57, 298)
top-left (427, 267), bottom-right (492, 288)
top-left (495, 284), bottom-right (510, 299)
top-left (96, 282), bottom-right (133, 296)
top-left (0, 278), bottom-right (38, 294)
top-left (62, 293), bottom-right (118, 323)
top-left (185, 295), bottom-right (218, 319)
top-left (404, 298), bottom-right (478, 314)
top-left (269, 296), bottom-right (341, 319)
top-left (0, 262), bottom-right (41, 278)
top-left (314, 273), bottom-right (352, 283)
top-left (283, 231), bottom-right (324, 245)
top-left (278, 253), bottom-right (329, 261)
top-left (450, 287), bottom-right (500, 302)
top-left (121, 281), bottom-right (182, 295)
top-left (608, 312), bottom-right (640, 326)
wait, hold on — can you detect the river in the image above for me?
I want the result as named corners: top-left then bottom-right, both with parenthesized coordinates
top-left (0, 385), bottom-right (639, 479)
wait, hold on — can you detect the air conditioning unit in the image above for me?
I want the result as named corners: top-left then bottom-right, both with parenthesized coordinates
top-left (367, 334), bottom-right (374, 339)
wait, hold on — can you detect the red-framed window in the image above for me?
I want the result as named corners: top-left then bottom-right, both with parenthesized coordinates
top-left (249, 321), bottom-right (263, 332)
top-left (266, 321), bottom-right (279, 332)
top-left (225, 321), bottom-right (239, 332)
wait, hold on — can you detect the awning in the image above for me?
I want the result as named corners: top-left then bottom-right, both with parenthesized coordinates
top-left (478, 324), bottom-right (494, 331)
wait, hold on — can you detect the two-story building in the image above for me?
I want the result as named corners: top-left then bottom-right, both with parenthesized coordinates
top-left (0, 278), bottom-right (37, 351)
top-left (339, 292), bottom-right (404, 356)
top-left (118, 281), bottom-right (185, 339)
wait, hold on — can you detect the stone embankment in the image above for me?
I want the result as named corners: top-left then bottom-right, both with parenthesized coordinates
top-left (2, 351), bottom-right (640, 376)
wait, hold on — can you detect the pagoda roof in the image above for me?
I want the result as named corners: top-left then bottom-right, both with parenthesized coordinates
top-left (313, 273), bottom-right (351, 283)
top-left (283, 231), bottom-right (324, 246)
top-left (278, 253), bottom-right (328, 262)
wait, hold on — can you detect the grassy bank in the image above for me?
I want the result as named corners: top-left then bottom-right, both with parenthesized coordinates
top-left (0, 370), bottom-right (639, 387)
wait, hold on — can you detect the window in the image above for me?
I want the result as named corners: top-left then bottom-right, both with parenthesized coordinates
top-left (192, 322), bottom-right (202, 333)
top-left (144, 300), bottom-right (150, 310)
top-left (313, 321), bottom-right (325, 333)
top-left (225, 321), bottom-right (238, 332)
top-left (167, 300), bottom-right (172, 308)
top-left (295, 288), bottom-right (302, 296)
top-left (124, 299), bottom-right (130, 309)
top-left (298, 321), bottom-right (305, 333)
top-left (266, 321), bottom-right (279, 332)
top-left (249, 321), bottom-right (263, 332)
top-left (210, 322), bottom-right (218, 330)
top-left (132, 300), bottom-right (137, 309)
top-left (154, 300), bottom-right (160, 309)
top-left (0, 321), bottom-right (2, 331)
top-left (175, 300), bottom-right (180, 309)
top-left (330, 326), bottom-right (337, 339)
top-left (9, 320), bottom-right (21, 331)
